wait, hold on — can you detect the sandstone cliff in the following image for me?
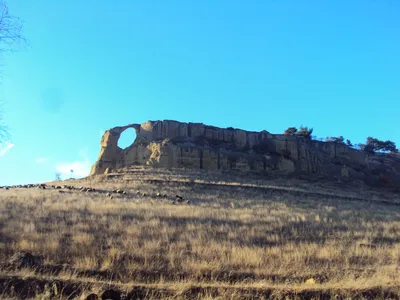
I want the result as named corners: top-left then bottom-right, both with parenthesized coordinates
top-left (90, 120), bottom-right (400, 187)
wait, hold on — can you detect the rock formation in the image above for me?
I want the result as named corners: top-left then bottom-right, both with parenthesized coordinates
top-left (90, 120), bottom-right (400, 187)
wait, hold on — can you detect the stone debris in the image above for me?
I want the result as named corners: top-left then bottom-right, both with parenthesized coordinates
top-left (0, 183), bottom-right (188, 205)
top-left (175, 195), bottom-right (184, 203)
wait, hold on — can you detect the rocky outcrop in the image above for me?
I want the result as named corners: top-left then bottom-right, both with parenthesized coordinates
top-left (90, 120), bottom-right (400, 187)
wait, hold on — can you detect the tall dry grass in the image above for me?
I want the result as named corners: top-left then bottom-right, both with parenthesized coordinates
top-left (0, 168), bottom-right (399, 298)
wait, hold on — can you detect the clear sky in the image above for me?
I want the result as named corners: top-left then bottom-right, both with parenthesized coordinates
top-left (0, 0), bottom-right (399, 185)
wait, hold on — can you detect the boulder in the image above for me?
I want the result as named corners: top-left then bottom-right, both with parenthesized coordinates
top-left (9, 252), bottom-right (44, 268)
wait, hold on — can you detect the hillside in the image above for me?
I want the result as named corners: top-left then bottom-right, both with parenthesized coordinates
top-left (0, 166), bottom-right (399, 299)
top-left (91, 120), bottom-right (400, 189)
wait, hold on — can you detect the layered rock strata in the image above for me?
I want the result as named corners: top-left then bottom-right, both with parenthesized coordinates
top-left (90, 120), bottom-right (400, 187)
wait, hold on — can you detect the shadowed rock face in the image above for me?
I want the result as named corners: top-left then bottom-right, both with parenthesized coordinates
top-left (90, 120), bottom-right (400, 187)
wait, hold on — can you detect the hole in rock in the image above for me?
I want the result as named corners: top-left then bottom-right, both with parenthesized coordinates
top-left (117, 127), bottom-right (136, 149)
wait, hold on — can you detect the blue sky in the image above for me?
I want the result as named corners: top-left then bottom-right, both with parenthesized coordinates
top-left (0, 0), bottom-right (399, 185)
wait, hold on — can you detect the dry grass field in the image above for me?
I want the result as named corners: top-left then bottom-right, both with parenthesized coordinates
top-left (0, 167), bottom-right (399, 299)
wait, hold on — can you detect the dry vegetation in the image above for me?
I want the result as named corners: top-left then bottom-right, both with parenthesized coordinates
top-left (0, 167), bottom-right (399, 299)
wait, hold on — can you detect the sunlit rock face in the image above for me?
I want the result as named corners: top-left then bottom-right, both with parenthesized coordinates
top-left (90, 120), bottom-right (400, 188)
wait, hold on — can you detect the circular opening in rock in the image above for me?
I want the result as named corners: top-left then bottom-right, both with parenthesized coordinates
top-left (117, 127), bottom-right (136, 149)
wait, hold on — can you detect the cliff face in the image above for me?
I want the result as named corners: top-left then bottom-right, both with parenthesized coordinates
top-left (90, 120), bottom-right (400, 187)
